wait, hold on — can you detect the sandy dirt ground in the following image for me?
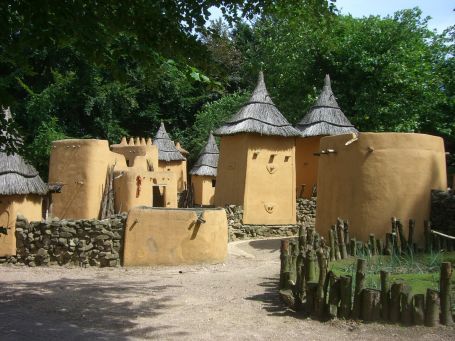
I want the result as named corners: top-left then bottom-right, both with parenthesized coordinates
top-left (1, 238), bottom-right (454, 340)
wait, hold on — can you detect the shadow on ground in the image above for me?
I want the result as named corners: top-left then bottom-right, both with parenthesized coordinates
top-left (0, 276), bottom-right (186, 340)
top-left (245, 276), bottom-right (299, 318)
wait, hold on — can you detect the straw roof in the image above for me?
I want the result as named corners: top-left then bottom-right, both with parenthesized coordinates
top-left (214, 72), bottom-right (301, 137)
top-left (190, 133), bottom-right (219, 177)
top-left (0, 153), bottom-right (48, 195)
top-left (153, 122), bottom-right (186, 162)
top-left (295, 74), bottom-right (358, 137)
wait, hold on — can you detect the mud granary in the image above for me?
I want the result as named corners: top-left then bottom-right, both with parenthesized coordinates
top-left (190, 132), bottom-right (219, 206)
top-left (295, 74), bottom-right (358, 198)
top-left (214, 71), bottom-right (301, 225)
top-left (48, 136), bottom-right (181, 220)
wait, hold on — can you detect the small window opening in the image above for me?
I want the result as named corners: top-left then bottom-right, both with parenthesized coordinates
top-left (211, 179), bottom-right (216, 188)
top-left (126, 159), bottom-right (130, 167)
top-left (268, 155), bottom-right (275, 163)
top-left (284, 156), bottom-right (291, 162)
top-left (252, 152), bottom-right (258, 160)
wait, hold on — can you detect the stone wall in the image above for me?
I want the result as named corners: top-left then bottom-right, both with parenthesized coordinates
top-left (226, 197), bottom-right (317, 241)
top-left (0, 214), bottom-right (126, 267)
top-left (431, 189), bottom-right (455, 234)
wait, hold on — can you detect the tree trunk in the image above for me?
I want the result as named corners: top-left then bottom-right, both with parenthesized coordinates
top-left (305, 249), bottom-right (316, 283)
top-left (380, 270), bottom-right (390, 321)
top-left (425, 288), bottom-right (440, 327)
top-left (352, 258), bottom-right (367, 319)
top-left (440, 262), bottom-right (454, 326)
top-left (328, 273), bottom-right (340, 319)
top-left (315, 248), bottom-right (327, 318)
top-left (389, 282), bottom-right (403, 323)
top-left (280, 239), bottom-right (290, 289)
top-left (339, 275), bottom-right (352, 319)
top-left (413, 294), bottom-right (425, 325)
top-left (361, 289), bottom-right (381, 322)
top-left (400, 285), bottom-right (413, 326)
top-left (337, 218), bottom-right (347, 259)
top-left (424, 220), bottom-right (432, 253)
top-left (350, 238), bottom-right (356, 257)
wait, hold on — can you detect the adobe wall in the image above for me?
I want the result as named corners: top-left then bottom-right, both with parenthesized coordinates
top-left (0, 194), bottom-right (42, 257)
top-left (226, 197), bottom-right (316, 241)
top-left (110, 138), bottom-right (159, 171)
top-left (315, 133), bottom-right (447, 244)
top-left (158, 160), bottom-right (187, 193)
top-left (214, 134), bottom-right (248, 206)
top-left (192, 175), bottom-right (215, 206)
top-left (295, 136), bottom-right (321, 198)
top-left (113, 168), bottom-right (177, 211)
top-left (243, 135), bottom-right (296, 225)
top-left (123, 207), bottom-right (227, 266)
top-left (49, 139), bottom-right (125, 219)
top-left (0, 214), bottom-right (126, 266)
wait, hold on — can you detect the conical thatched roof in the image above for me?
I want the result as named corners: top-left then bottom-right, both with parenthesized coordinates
top-left (0, 153), bottom-right (48, 195)
top-left (296, 75), bottom-right (358, 137)
top-left (190, 133), bottom-right (219, 177)
top-left (214, 72), bottom-right (301, 137)
top-left (0, 108), bottom-right (47, 196)
top-left (153, 122), bottom-right (186, 162)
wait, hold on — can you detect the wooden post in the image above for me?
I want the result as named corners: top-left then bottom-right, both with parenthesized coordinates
top-left (280, 239), bottom-right (290, 289)
top-left (315, 248), bottom-right (327, 318)
top-left (329, 227), bottom-right (335, 261)
top-left (306, 282), bottom-right (318, 316)
top-left (361, 288), bottom-right (381, 322)
top-left (424, 220), bottom-right (432, 253)
top-left (337, 218), bottom-right (348, 259)
top-left (352, 258), bottom-right (367, 319)
top-left (350, 238), bottom-right (357, 257)
top-left (440, 262), bottom-right (454, 326)
top-left (295, 249), bottom-right (305, 310)
top-left (369, 234), bottom-right (377, 256)
top-left (380, 270), bottom-right (390, 321)
top-left (307, 227), bottom-right (315, 250)
top-left (305, 249), bottom-right (317, 283)
top-left (343, 220), bottom-right (350, 250)
top-left (389, 282), bottom-right (404, 323)
top-left (376, 239), bottom-right (383, 256)
top-left (328, 273), bottom-right (340, 319)
top-left (332, 225), bottom-right (341, 260)
top-left (397, 219), bottom-right (407, 253)
top-left (298, 225), bottom-right (307, 251)
top-left (425, 288), bottom-right (440, 327)
top-left (400, 285), bottom-right (413, 326)
top-left (408, 219), bottom-right (415, 252)
top-left (413, 294), bottom-right (425, 325)
top-left (385, 233), bottom-right (393, 256)
top-left (339, 275), bottom-right (352, 319)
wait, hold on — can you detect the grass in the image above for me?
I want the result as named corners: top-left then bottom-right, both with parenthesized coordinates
top-left (328, 251), bottom-right (455, 296)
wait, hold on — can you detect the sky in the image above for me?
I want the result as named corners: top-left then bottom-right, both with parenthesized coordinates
top-left (336, 0), bottom-right (453, 32)
top-left (209, 1), bottom-right (454, 33)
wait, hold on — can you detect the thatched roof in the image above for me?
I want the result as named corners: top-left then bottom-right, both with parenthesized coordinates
top-left (0, 107), bottom-right (47, 196)
top-left (296, 74), bottom-right (358, 137)
top-left (153, 122), bottom-right (186, 162)
top-left (214, 72), bottom-right (301, 137)
top-left (0, 150), bottom-right (48, 196)
top-left (190, 133), bottom-right (219, 177)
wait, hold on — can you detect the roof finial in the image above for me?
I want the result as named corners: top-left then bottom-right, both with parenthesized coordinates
top-left (324, 74), bottom-right (331, 89)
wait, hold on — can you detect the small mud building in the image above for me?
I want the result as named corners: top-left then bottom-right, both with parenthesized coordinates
top-left (190, 132), bottom-right (219, 206)
top-left (153, 123), bottom-right (188, 193)
top-left (295, 75), bottom-right (357, 198)
top-left (214, 72), bottom-right (301, 225)
top-left (0, 108), bottom-right (47, 256)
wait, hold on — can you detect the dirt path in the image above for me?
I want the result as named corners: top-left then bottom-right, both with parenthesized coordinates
top-left (1, 239), bottom-right (453, 340)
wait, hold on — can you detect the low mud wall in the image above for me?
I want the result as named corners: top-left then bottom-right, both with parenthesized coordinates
top-left (0, 214), bottom-right (126, 267)
top-left (227, 197), bottom-right (317, 241)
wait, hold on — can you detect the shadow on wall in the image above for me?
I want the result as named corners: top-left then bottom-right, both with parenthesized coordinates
top-left (0, 277), bottom-right (186, 340)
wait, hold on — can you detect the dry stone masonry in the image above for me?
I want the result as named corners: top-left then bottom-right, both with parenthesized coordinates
top-left (0, 214), bottom-right (126, 267)
top-left (431, 189), bottom-right (455, 235)
top-left (227, 197), bottom-right (317, 241)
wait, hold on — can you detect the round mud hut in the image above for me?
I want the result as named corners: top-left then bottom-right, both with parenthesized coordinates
top-left (214, 71), bottom-right (301, 225)
top-left (153, 122), bottom-right (187, 193)
top-left (295, 74), bottom-right (357, 198)
top-left (315, 132), bottom-right (447, 244)
top-left (190, 132), bottom-right (219, 206)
